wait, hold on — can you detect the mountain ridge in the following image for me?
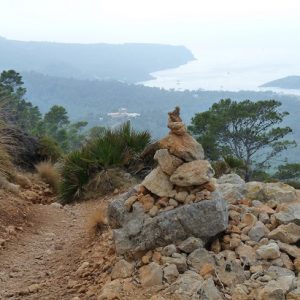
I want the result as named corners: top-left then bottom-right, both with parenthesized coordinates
top-left (0, 37), bottom-right (195, 82)
top-left (261, 76), bottom-right (300, 89)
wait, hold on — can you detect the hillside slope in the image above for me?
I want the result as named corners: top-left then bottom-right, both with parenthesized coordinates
top-left (261, 76), bottom-right (300, 89)
top-left (0, 37), bottom-right (194, 82)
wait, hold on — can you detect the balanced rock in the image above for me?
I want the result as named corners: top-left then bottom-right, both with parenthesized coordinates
top-left (170, 160), bottom-right (214, 187)
top-left (159, 133), bottom-right (204, 162)
top-left (142, 167), bottom-right (174, 197)
top-left (154, 149), bottom-right (183, 175)
top-left (168, 121), bottom-right (187, 135)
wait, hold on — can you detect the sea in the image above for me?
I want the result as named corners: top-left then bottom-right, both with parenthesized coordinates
top-left (141, 47), bottom-right (300, 97)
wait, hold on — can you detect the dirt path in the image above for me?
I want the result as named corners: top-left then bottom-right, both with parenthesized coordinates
top-left (0, 202), bottom-right (96, 300)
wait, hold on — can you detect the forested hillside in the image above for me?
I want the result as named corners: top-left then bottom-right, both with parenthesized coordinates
top-left (22, 71), bottom-right (300, 163)
top-left (0, 37), bottom-right (194, 82)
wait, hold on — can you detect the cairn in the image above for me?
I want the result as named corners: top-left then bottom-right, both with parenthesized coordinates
top-left (131, 106), bottom-right (216, 216)
top-left (108, 107), bottom-right (228, 255)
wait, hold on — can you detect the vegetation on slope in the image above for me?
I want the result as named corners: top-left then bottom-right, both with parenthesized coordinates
top-left (0, 37), bottom-right (195, 82)
top-left (59, 122), bottom-right (151, 203)
top-left (189, 99), bottom-right (296, 181)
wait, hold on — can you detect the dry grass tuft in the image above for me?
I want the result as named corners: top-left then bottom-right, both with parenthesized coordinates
top-left (0, 175), bottom-right (20, 194)
top-left (86, 202), bottom-right (108, 235)
top-left (13, 173), bottom-right (32, 188)
top-left (0, 143), bottom-right (14, 179)
top-left (35, 161), bottom-right (60, 192)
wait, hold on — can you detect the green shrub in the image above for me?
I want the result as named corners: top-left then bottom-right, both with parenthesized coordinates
top-left (274, 163), bottom-right (300, 180)
top-left (212, 160), bottom-right (230, 178)
top-left (284, 180), bottom-right (300, 189)
top-left (58, 122), bottom-right (151, 203)
top-left (251, 170), bottom-right (274, 182)
top-left (38, 135), bottom-right (62, 162)
top-left (59, 149), bottom-right (92, 204)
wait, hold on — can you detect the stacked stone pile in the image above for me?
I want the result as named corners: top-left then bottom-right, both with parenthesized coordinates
top-left (125, 107), bottom-right (217, 217)
top-left (108, 107), bottom-right (228, 255)
top-left (101, 108), bottom-right (300, 300)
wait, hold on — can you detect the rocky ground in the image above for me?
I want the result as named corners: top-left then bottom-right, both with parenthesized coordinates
top-left (103, 108), bottom-right (300, 300)
top-left (0, 187), bottom-right (114, 300)
top-left (2, 107), bottom-right (300, 300)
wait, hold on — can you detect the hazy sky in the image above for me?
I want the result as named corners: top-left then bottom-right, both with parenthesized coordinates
top-left (1, 0), bottom-right (300, 89)
top-left (1, 0), bottom-right (300, 48)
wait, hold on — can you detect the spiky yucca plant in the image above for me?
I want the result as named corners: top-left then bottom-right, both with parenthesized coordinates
top-left (59, 150), bottom-right (92, 203)
top-left (59, 122), bottom-right (151, 203)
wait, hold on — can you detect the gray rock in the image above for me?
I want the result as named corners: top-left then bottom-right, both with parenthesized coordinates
top-left (217, 174), bottom-right (245, 185)
top-left (258, 284), bottom-right (285, 300)
top-left (216, 183), bottom-right (246, 203)
top-left (167, 271), bottom-right (223, 300)
top-left (107, 189), bottom-right (138, 229)
top-left (187, 248), bottom-right (214, 271)
top-left (198, 278), bottom-right (223, 300)
top-left (259, 212), bottom-right (270, 224)
top-left (111, 259), bottom-right (134, 279)
top-left (139, 262), bottom-right (163, 287)
top-left (162, 253), bottom-right (187, 273)
top-left (163, 264), bottom-right (179, 283)
top-left (216, 259), bottom-right (246, 288)
top-left (166, 270), bottom-right (204, 299)
top-left (287, 288), bottom-right (300, 300)
top-left (109, 196), bottom-right (228, 255)
top-left (266, 266), bottom-right (295, 279)
top-left (248, 221), bottom-right (269, 242)
top-left (178, 237), bottom-right (203, 254)
top-left (274, 203), bottom-right (300, 225)
top-left (256, 243), bottom-right (281, 260)
top-left (162, 244), bottom-right (177, 256)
